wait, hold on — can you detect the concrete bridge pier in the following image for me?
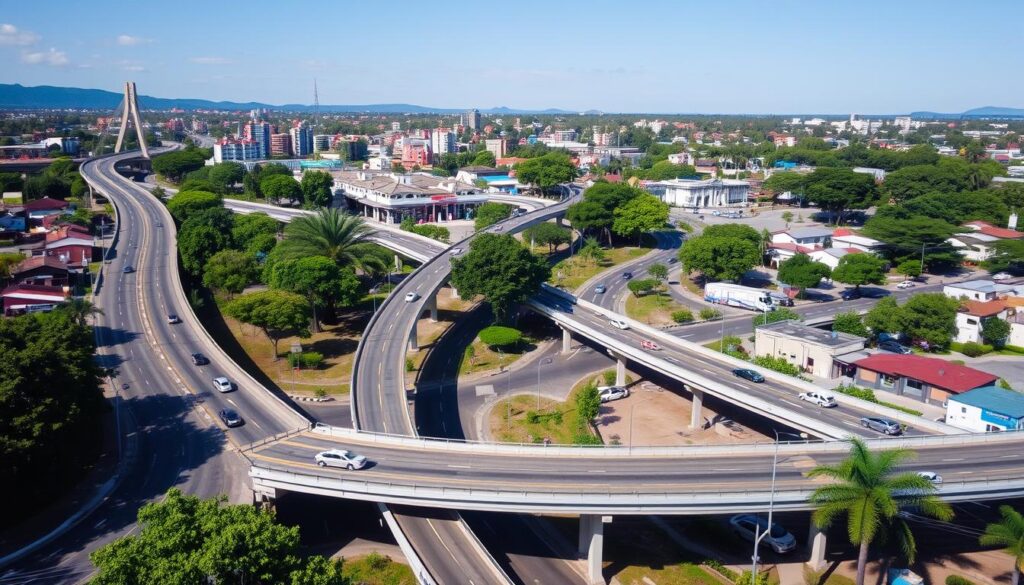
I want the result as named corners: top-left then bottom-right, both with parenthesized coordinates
top-left (578, 514), bottom-right (610, 584)
top-left (450, 287), bottom-right (460, 299)
top-left (690, 388), bottom-right (704, 429)
top-left (409, 321), bottom-right (419, 351)
top-left (606, 350), bottom-right (627, 386)
top-left (807, 524), bottom-right (827, 570)
top-left (561, 326), bottom-right (573, 354)
top-left (425, 293), bottom-right (438, 322)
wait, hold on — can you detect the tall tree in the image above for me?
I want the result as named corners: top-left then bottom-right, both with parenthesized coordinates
top-left (678, 235), bottom-right (761, 282)
top-left (300, 170), bottom-right (334, 208)
top-left (89, 489), bottom-right (348, 585)
top-left (832, 312), bottom-right (869, 338)
top-left (203, 250), bottom-right (259, 296)
top-left (612, 193), bottom-right (669, 244)
top-left (522, 222), bottom-right (570, 254)
top-left (450, 233), bottom-right (550, 322)
top-left (223, 290), bottom-right (310, 359)
top-left (261, 174), bottom-right (303, 204)
top-left (864, 296), bottom-right (901, 336)
top-left (151, 149), bottom-right (207, 182)
top-left (777, 254), bottom-right (832, 289)
top-left (166, 190), bottom-right (223, 224)
top-left (831, 254), bottom-right (887, 290)
top-left (513, 151), bottom-right (577, 195)
top-left (269, 256), bottom-right (361, 331)
top-left (276, 208), bottom-right (386, 274)
top-left (208, 162), bottom-right (246, 193)
top-left (232, 212), bottom-right (280, 252)
top-left (897, 292), bottom-right (959, 349)
top-left (808, 439), bottom-right (953, 585)
top-left (862, 212), bottom-right (963, 272)
top-left (979, 505), bottom-right (1024, 585)
top-left (474, 202), bottom-right (513, 231)
top-left (803, 167), bottom-right (877, 223)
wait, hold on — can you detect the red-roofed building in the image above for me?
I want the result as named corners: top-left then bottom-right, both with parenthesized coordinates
top-left (23, 197), bottom-right (69, 219)
top-left (852, 353), bottom-right (998, 406)
top-left (37, 224), bottom-right (95, 265)
top-left (963, 221), bottom-right (1024, 240)
top-left (1, 283), bottom-right (68, 316)
top-left (955, 299), bottom-right (1010, 344)
top-left (10, 256), bottom-right (71, 287)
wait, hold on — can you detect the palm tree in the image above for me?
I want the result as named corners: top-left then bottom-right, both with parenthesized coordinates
top-left (980, 505), bottom-right (1024, 585)
top-left (277, 208), bottom-right (387, 275)
top-left (807, 438), bottom-right (953, 585)
top-left (61, 298), bottom-right (104, 326)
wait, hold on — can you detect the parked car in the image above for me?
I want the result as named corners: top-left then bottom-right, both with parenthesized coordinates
top-left (314, 449), bottom-right (368, 470)
top-left (917, 471), bottom-right (943, 484)
top-left (993, 272), bottom-right (1013, 281)
top-left (219, 408), bottom-right (244, 428)
top-left (191, 352), bottom-right (208, 366)
top-left (594, 284), bottom-right (607, 294)
top-left (732, 368), bottom-right (765, 383)
top-left (598, 386), bottom-right (629, 402)
top-left (622, 272), bottom-right (633, 280)
top-left (122, 265), bottom-right (134, 274)
top-left (860, 417), bottom-right (902, 435)
top-left (167, 314), bottom-right (181, 324)
top-left (609, 318), bottom-right (630, 330)
top-left (896, 280), bottom-right (916, 289)
top-left (840, 288), bottom-right (861, 300)
top-left (878, 340), bottom-right (912, 354)
top-left (799, 391), bottom-right (837, 408)
top-left (404, 292), bottom-right (419, 303)
top-left (729, 514), bottom-right (796, 554)
top-left (212, 376), bottom-right (234, 393)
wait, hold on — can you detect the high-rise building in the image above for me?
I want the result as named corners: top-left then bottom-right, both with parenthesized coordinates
top-left (313, 134), bottom-right (333, 153)
top-left (270, 133), bottom-right (293, 157)
top-left (484, 138), bottom-right (510, 160)
top-left (466, 109), bottom-right (481, 131)
top-left (391, 121), bottom-right (401, 132)
top-left (214, 139), bottom-right (262, 163)
top-left (244, 121), bottom-right (272, 158)
top-left (430, 128), bottom-right (456, 157)
top-left (290, 124), bottom-right (314, 157)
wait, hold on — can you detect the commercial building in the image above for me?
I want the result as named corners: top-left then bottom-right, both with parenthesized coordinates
top-left (244, 121), bottom-right (272, 158)
top-left (754, 320), bottom-right (866, 379)
top-left (430, 129), bottom-right (456, 157)
top-left (290, 124), bottom-right (314, 157)
top-left (851, 353), bottom-right (998, 406)
top-left (270, 133), bottom-right (292, 157)
top-left (652, 178), bottom-right (749, 208)
top-left (313, 134), bottom-right (333, 153)
top-left (336, 170), bottom-right (483, 224)
top-left (484, 138), bottom-right (511, 160)
top-left (465, 109), bottom-right (481, 131)
top-left (946, 386), bottom-right (1024, 432)
top-left (2, 283), bottom-right (68, 316)
top-left (213, 139), bottom-right (263, 163)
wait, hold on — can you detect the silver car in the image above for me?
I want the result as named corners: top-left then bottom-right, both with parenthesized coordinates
top-left (212, 376), bottom-right (234, 393)
top-left (314, 449), bottom-right (368, 470)
top-left (598, 386), bottom-right (629, 402)
top-left (729, 514), bottom-right (796, 554)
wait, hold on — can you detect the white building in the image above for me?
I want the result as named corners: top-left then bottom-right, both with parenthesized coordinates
top-left (430, 129), bottom-right (456, 157)
top-left (831, 233), bottom-right (884, 253)
top-left (946, 386), bottom-right (1024, 433)
top-left (954, 300), bottom-right (1010, 344)
top-left (667, 152), bottom-right (693, 165)
top-left (943, 280), bottom-right (1021, 302)
top-left (771, 227), bottom-right (833, 247)
top-left (809, 247), bottom-right (861, 271)
top-left (653, 178), bottom-right (749, 208)
top-left (213, 140), bottom-right (262, 163)
top-left (754, 320), bottom-right (866, 379)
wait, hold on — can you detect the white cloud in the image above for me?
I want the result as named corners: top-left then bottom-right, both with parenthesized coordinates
top-left (0, 23), bottom-right (40, 46)
top-left (122, 63), bottom-right (146, 72)
top-left (190, 56), bottom-right (232, 65)
top-left (116, 34), bottom-right (150, 46)
top-left (21, 47), bottom-right (69, 66)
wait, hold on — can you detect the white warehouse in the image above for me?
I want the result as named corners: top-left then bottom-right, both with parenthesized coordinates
top-left (651, 178), bottom-right (749, 208)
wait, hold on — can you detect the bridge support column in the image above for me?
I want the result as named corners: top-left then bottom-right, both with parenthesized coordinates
top-left (409, 321), bottom-right (419, 351)
top-left (578, 514), bottom-right (610, 584)
top-left (807, 524), bottom-right (827, 571)
top-left (450, 287), bottom-right (460, 299)
top-left (561, 326), bottom-right (572, 354)
top-left (615, 355), bottom-right (626, 387)
top-left (690, 388), bottom-right (704, 429)
top-left (426, 293), bottom-right (438, 322)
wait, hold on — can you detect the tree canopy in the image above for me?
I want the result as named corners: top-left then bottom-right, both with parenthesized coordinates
top-left (830, 254), bottom-right (887, 289)
top-left (276, 208), bottom-right (386, 275)
top-left (777, 254), bottom-right (832, 289)
top-left (612, 193), bottom-right (669, 243)
top-left (89, 489), bottom-right (348, 585)
top-left (232, 213), bottom-right (279, 254)
top-left (167, 190), bottom-right (223, 224)
top-left (513, 151), bottom-right (577, 195)
top-left (450, 233), bottom-right (550, 322)
top-left (522, 222), bottom-right (571, 254)
top-left (151, 148), bottom-right (207, 182)
top-left (223, 290), bottom-right (310, 358)
top-left (268, 257), bottom-right (361, 331)
top-left (300, 170), bottom-right (334, 208)
top-left (203, 249), bottom-right (259, 296)
top-left (832, 312), bottom-right (869, 338)
top-left (261, 174), bottom-right (302, 204)
top-left (474, 202), bottom-right (513, 231)
top-left (678, 234), bottom-right (761, 282)
top-left (802, 167), bottom-right (877, 222)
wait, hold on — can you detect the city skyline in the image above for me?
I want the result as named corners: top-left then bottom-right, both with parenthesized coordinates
top-left (2, 0), bottom-right (1022, 114)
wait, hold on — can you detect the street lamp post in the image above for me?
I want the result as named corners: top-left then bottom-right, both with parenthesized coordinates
top-left (751, 430), bottom-right (808, 580)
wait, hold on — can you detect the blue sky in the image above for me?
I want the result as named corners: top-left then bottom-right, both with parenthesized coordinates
top-left (1, 0), bottom-right (1020, 114)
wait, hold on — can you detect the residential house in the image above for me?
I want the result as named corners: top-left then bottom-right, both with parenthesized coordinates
top-left (39, 224), bottom-right (95, 265)
top-left (851, 353), bottom-right (998, 406)
top-left (945, 386), bottom-right (1024, 432)
top-left (948, 220), bottom-right (1024, 263)
top-left (809, 247), bottom-right (862, 271)
top-left (830, 229), bottom-right (884, 253)
top-left (942, 280), bottom-right (1020, 302)
top-left (10, 256), bottom-right (71, 287)
top-left (694, 159), bottom-right (718, 175)
top-left (771, 227), bottom-right (833, 247)
top-left (754, 320), bottom-right (866, 379)
top-left (24, 197), bottom-right (69, 220)
top-left (1, 283), bottom-right (68, 316)
top-left (954, 300), bottom-right (1009, 344)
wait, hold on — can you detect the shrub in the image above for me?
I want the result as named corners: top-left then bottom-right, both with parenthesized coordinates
top-left (672, 309), bottom-right (694, 323)
top-left (526, 411), bottom-right (541, 424)
top-left (300, 351), bottom-right (323, 369)
top-left (945, 577), bottom-right (977, 585)
top-left (313, 387), bottom-right (327, 399)
top-left (835, 383), bottom-right (877, 402)
top-left (365, 552), bottom-right (391, 571)
top-left (699, 308), bottom-right (722, 321)
top-left (703, 560), bottom-right (738, 582)
top-left (602, 370), bottom-right (617, 386)
top-left (478, 325), bottom-right (523, 348)
top-left (959, 341), bottom-right (992, 357)
top-left (286, 352), bottom-right (301, 368)
top-left (405, 357), bottom-right (414, 372)
top-left (736, 570), bottom-right (770, 585)
top-left (752, 354), bottom-right (801, 377)
top-left (1003, 344), bottom-right (1024, 355)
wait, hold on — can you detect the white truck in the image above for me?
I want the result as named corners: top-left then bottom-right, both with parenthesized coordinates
top-left (704, 282), bottom-right (776, 313)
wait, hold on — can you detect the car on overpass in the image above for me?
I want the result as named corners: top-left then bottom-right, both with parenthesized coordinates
top-left (315, 449), bottom-right (368, 470)
top-left (219, 408), bottom-right (244, 428)
top-left (729, 514), bottom-right (796, 554)
top-left (404, 292), bottom-right (419, 303)
top-left (191, 352), bottom-right (208, 366)
top-left (609, 318), bottom-right (629, 330)
top-left (799, 391), bottom-right (837, 408)
top-left (732, 368), bottom-right (765, 383)
top-left (594, 284), bottom-right (607, 294)
top-left (122, 265), bottom-right (134, 274)
top-left (917, 471), bottom-right (943, 484)
top-left (860, 416), bottom-right (902, 435)
top-left (212, 376), bottom-right (234, 393)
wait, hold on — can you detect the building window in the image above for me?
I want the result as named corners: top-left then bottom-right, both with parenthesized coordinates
top-left (881, 374), bottom-right (896, 388)
top-left (961, 407), bottom-right (967, 414)
top-left (906, 379), bottom-right (924, 391)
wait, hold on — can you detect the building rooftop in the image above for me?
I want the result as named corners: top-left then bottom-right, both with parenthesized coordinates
top-left (952, 386), bottom-right (1024, 418)
top-left (853, 354), bottom-right (998, 394)
top-left (964, 220), bottom-right (1024, 240)
top-left (960, 299), bottom-right (1008, 318)
top-left (656, 178), bottom-right (750, 188)
top-left (12, 255), bottom-right (69, 274)
top-left (783, 226), bottom-right (834, 240)
top-left (757, 319), bottom-right (866, 348)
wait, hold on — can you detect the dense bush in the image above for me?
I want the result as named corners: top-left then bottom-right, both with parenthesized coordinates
top-left (958, 341), bottom-right (993, 357)
top-left (478, 325), bottom-right (523, 348)
top-left (672, 309), bottom-right (694, 323)
top-left (699, 308), bottom-right (722, 321)
top-left (752, 354), bottom-right (801, 376)
top-left (945, 576), bottom-right (977, 585)
top-left (835, 383), bottom-right (876, 402)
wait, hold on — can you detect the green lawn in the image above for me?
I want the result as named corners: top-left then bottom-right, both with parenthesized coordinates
top-left (550, 244), bottom-right (653, 291)
top-left (341, 553), bottom-right (415, 585)
top-left (625, 292), bottom-right (685, 325)
top-left (489, 375), bottom-right (600, 444)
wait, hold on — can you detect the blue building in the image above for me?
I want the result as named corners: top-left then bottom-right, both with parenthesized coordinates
top-left (946, 385), bottom-right (1024, 432)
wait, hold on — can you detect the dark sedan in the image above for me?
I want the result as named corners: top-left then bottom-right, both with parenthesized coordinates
top-left (219, 408), bottom-right (244, 428)
top-left (732, 368), bottom-right (765, 383)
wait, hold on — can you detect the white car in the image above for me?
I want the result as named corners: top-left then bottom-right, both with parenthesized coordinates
top-left (917, 471), bottom-right (943, 484)
top-left (993, 272), bottom-right (1013, 281)
top-left (598, 386), bottom-right (629, 402)
top-left (799, 391), bottom-right (837, 408)
top-left (212, 377), bottom-right (234, 393)
top-left (315, 449), bottom-right (368, 470)
top-left (896, 280), bottom-right (915, 289)
top-left (404, 292), bottom-right (419, 303)
top-left (450, 248), bottom-right (463, 256)
top-left (609, 318), bottom-right (629, 330)
top-left (167, 313), bottom-right (181, 324)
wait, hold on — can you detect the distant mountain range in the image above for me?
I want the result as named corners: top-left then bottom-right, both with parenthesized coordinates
top-left (1, 83), bottom-right (1022, 118)
top-left (0, 83), bottom-right (575, 114)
